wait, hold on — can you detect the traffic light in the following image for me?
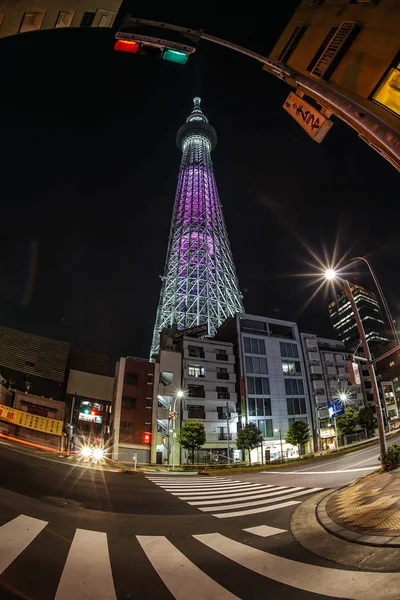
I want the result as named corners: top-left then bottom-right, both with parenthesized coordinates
top-left (114, 17), bottom-right (200, 66)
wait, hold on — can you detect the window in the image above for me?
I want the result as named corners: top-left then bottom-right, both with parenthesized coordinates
top-left (372, 56), bottom-right (400, 117)
top-left (287, 397), bottom-right (307, 415)
top-left (282, 360), bottom-right (302, 375)
top-left (55, 10), bottom-right (74, 28)
top-left (280, 342), bottom-right (299, 358)
top-left (216, 386), bottom-right (230, 400)
top-left (98, 13), bottom-right (114, 27)
top-left (288, 416), bottom-right (309, 428)
top-left (19, 10), bottom-right (46, 33)
top-left (394, 377), bottom-right (399, 382)
top-left (247, 376), bottom-right (270, 395)
top-left (188, 345), bottom-right (204, 358)
top-left (243, 337), bottom-right (266, 355)
top-left (248, 398), bottom-right (271, 416)
top-left (147, 374), bottom-right (154, 384)
top-left (216, 348), bottom-right (228, 361)
top-left (120, 421), bottom-right (135, 442)
top-left (217, 406), bottom-right (229, 420)
top-left (122, 396), bottom-right (136, 409)
top-left (308, 21), bottom-right (359, 79)
top-left (188, 365), bottom-right (205, 378)
top-left (245, 356), bottom-right (268, 374)
top-left (256, 419), bottom-right (274, 438)
top-left (187, 405), bottom-right (205, 419)
top-left (285, 378), bottom-right (304, 395)
top-left (218, 427), bottom-right (232, 441)
top-left (188, 385), bottom-right (205, 398)
top-left (216, 367), bottom-right (229, 380)
top-left (80, 12), bottom-right (95, 27)
top-left (390, 361), bottom-right (395, 367)
top-left (124, 372), bottom-right (138, 385)
top-left (276, 22), bottom-right (307, 63)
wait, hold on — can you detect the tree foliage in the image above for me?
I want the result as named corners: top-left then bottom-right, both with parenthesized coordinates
top-left (236, 423), bottom-right (263, 464)
top-left (285, 421), bottom-right (310, 456)
top-left (336, 406), bottom-right (359, 436)
top-left (357, 407), bottom-right (375, 436)
top-left (177, 420), bottom-right (206, 464)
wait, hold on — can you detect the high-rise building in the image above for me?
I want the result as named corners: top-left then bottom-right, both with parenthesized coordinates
top-left (328, 282), bottom-right (388, 350)
top-left (150, 98), bottom-right (243, 357)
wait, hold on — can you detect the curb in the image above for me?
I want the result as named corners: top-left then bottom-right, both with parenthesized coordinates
top-left (317, 489), bottom-right (400, 548)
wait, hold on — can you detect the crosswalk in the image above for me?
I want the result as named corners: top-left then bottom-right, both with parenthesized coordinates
top-left (146, 476), bottom-right (322, 518)
top-left (1, 512), bottom-right (400, 599)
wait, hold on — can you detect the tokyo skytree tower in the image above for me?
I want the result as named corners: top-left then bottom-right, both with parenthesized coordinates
top-left (150, 98), bottom-right (243, 356)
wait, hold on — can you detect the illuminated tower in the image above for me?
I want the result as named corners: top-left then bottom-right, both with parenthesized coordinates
top-left (151, 97), bottom-right (243, 356)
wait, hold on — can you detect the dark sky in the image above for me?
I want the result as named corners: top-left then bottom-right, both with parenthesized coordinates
top-left (0, 0), bottom-right (398, 363)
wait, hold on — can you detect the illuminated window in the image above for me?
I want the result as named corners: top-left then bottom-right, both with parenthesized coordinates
top-left (372, 57), bottom-right (400, 117)
top-left (55, 11), bottom-right (74, 28)
top-left (19, 10), bottom-right (46, 33)
top-left (80, 12), bottom-right (95, 27)
top-left (282, 360), bottom-right (302, 375)
top-left (188, 365), bottom-right (205, 378)
top-left (98, 13), bottom-right (114, 27)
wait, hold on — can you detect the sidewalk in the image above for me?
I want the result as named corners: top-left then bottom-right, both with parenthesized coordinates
top-left (318, 468), bottom-right (400, 547)
top-left (291, 470), bottom-right (400, 572)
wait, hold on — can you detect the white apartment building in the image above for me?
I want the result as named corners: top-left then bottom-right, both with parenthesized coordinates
top-left (180, 337), bottom-right (237, 463)
top-left (217, 314), bottom-right (313, 461)
top-left (300, 333), bottom-right (365, 450)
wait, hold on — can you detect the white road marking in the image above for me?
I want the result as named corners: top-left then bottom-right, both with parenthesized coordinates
top-left (194, 533), bottom-right (400, 599)
top-left (188, 487), bottom-right (295, 506)
top-left (180, 486), bottom-right (287, 501)
top-left (0, 515), bottom-right (48, 575)
top-left (243, 525), bottom-right (287, 537)
top-left (55, 529), bottom-right (117, 600)
top-left (260, 467), bottom-right (378, 474)
top-left (214, 500), bottom-right (300, 518)
top-left (137, 535), bottom-right (239, 600)
top-left (159, 483), bottom-right (262, 490)
top-left (171, 485), bottom-right (270, 496)
top-left (199, 488), bottom-right (318, 512)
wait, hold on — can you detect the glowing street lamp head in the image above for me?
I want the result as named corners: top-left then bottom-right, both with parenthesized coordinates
top-left (325, 269), bottom-right (337, 281)
top-left (176, 390), bottom-right (185, 399)
top-left (339, 392), bottom-right (348, 402)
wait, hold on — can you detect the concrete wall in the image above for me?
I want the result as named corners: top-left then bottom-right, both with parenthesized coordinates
top-left (67, 370), bottom-right (114, 402)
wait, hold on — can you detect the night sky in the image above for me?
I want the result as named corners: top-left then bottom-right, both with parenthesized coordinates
top-left (0, 0), bottom-right (398, 364)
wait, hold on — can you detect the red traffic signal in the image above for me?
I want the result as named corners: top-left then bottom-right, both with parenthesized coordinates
top-left (114, 40), bottom-right (139, 54)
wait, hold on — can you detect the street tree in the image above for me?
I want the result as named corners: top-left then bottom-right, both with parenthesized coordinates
top-left (285, 421), bottom-right (310, 457)
top-left (177, 420), bottom-right (206, 464)
top-left (236, 423), bottom-right (263, 464)
top-left (357, 407), bottom-right (375, 437)
top-left (336, 407), bottom-right (359, 436)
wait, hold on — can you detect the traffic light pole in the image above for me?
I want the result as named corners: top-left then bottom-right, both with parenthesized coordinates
top-left (343, 280), bottom-right (387, 469)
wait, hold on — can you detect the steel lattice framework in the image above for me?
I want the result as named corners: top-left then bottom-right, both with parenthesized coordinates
top-left (150, 98), bottom-right (243, 356)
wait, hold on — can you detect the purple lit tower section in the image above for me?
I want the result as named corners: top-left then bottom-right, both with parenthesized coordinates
top-left (150, 97), bottom-right (243, 356)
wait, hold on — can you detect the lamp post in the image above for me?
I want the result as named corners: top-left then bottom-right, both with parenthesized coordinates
top-left (325, 270), bottom-right (387, 468)
top-left (170, 390), bottom-right (184, 470)
top-left (274, 427), bottom-right (284, 460)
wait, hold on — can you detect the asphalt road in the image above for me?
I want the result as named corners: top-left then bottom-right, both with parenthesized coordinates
top-left (0, 434), bottom-right (399, 600)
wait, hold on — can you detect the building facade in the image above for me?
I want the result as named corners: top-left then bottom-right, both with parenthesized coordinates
top-left (150, 97), bottom-right (243, 357)
top-left (267, 0), bottom-right (399, 163)
top-left (111, 357), bottom-right (154, 463)
top-left (300, 333), bottom-right (365, 450)
top-left (0, 1), bottom-right (121, 38)
top-left (217, 314), bottom-right (313, 461)
top-left (328, 282), bottom-right (388, 350)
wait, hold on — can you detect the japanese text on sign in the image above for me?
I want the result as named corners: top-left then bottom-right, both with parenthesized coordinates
top-left (283, 92), bottom-right (333, 142)
top-left (0, 403), bottom-right (63, 436)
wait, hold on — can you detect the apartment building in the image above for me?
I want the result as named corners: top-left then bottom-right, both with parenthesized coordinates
top-left (217, 314), bottom-right (313, 461)
top-left (301, 333), bottom-right (365, 449)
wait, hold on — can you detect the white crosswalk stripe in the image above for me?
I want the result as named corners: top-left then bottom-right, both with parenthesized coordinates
top-left (146, 476), bottom-right (322, 518)
top-left (1, 514), bottom-right (400, 599)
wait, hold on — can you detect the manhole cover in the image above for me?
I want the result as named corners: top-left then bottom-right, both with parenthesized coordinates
top-left (41, 496), bottom-right (84, 509)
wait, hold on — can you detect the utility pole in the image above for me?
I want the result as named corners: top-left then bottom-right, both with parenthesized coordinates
top-left (67, 393), bottom-right (77, 454)
top-left (343, 280), bottom-right (387, 469)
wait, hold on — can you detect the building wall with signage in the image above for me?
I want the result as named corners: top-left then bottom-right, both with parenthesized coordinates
top-left (268, 0), bottom-right (399, 132)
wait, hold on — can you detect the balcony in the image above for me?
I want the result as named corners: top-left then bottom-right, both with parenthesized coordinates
top-left (217, 392), bottom-right (230, 400)
top-left (188, 388), bottom-right (205, 398)
top-left (216, 372), bottom-right (229, 380)
top-left (216, 353), bottom-right (229, 361)
top-left (188, 410), bottom-right (206, 420)
top-left (308, 351), bottom-right (320, 362)
top-left (218, 433), bottom-right (233, 440)
top-left (312, 379), bottom-right (325, 391)
top-left (305, 338), bottom-right (318, 350)
top-left (310, 365), bottom-right (323, 375)
top-left (327, 367), bottom-right (337, 376)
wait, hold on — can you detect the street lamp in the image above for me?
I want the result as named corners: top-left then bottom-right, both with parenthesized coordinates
top-left (170, 389), bottom-right (185, 470)
top-left (324, 269), bottom-right (388, 468)
top-left (274, 427), bottom-right (284, 460)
